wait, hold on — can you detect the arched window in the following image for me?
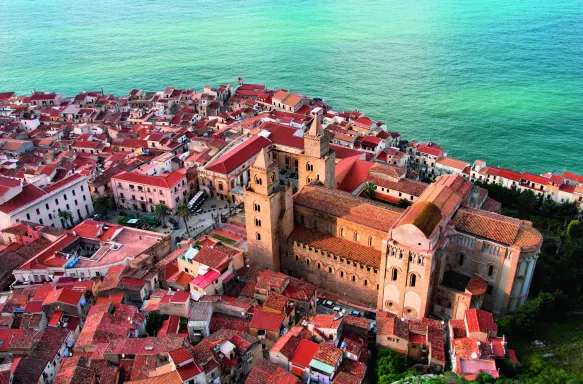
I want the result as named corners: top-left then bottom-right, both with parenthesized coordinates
top-left (254, 176), bottom-right (262, 185)
top-left (340, 228), bottom-right (345, 237)
top-left (256, 233), bottom-right (261, 241)
top-left (488, 265), bottom-right (494, 276)
top-left (391, 268), bottom-right (398, 281)
top-left (354, 232), bottom-right (360, 242)
top-left (313, 219), bottom-right (318, 229)
top-left (328, 267), bottom-right (333, 273)
top-left (458, 253), bottom-right (465, 266)
top-left (253, 203), bottom-right (260, 212)
top-left (255, 218), bottom-right (261, 227)
top-left (307, 176), bottom-right (312, 184)
top-left (295, 255), bottom-right (299, 261)
top-left (306, 163), bottom-right (313, 171)
top-left (409, 273), bottom-right (417, 287)
top-left (306, 259), bottom-right (310, 265)
top-left (352, 275), bottom-right (356, 282)
top-left (368, 236), bottom-right (374, 247)
top-left (317, 262), bottom-right (321, 270)
top-left (340, 271), bottom-right (345, 278)
top-left (363, 279), bottom-right (369, 287)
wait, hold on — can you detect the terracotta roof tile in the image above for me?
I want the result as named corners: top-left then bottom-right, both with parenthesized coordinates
top-left (454, 208), bottom-right (522, 245)
top-left (465, 309), bottom-right (497, 334)
top-left (289, 226), bottom-right (382, 268)
top-left (294, 185), bottom-right (402, 232)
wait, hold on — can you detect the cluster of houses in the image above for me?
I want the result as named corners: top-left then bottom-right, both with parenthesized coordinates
top-left (0, 82), bottom-right (576, 382)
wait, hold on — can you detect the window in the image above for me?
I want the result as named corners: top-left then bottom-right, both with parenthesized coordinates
top-left (45, 203), bottom-right (49, 210)
top-left (72, 190), bottom-right (76, 196)
top-left (306, 162), bottom-right (313, 171)
top-left (317, 262), bottom-right (321, 270)
top-left (64, 194), bottom-right (68, 201)
top-left (340, 228), bottom-right (345, 237)
top-left (363, 279), bottom-right (369, 286)
top-left (255, 218), bottom-right (261, 227)
top-left (26, 213), bottom-right (30, 220)
top-left (458, 253), bottom-right (465, 266)
top-left (352, 275), bottom-right (356, 282)
top-left (295, 255), bottom-right (299, 261)
top-left (409, 273), bottom-right (417, 287)
top-left (55, 198), bottom-right (59, 205)
top-left (313, 219), bottom-right (318, 229)
top-left (328, 267), bottom-right (333, 273)
top-left (256, 233), bottom-right (261, 241)
top-left (306, 259), bottom-right (310, 265)
top-left (368, 236), bottom-right (374, 247)
top-left (255, 176), bottom-right (263, 185)
top-left (80, 186), bottom-right (84, 192)
top-left (83, 195), bottom-right (86, 201)
top-left (327, 223), bottom-right (332, 233)
top-left (340, 271), bottom-right (345, 278)
top-left (253, 203), bottom-right (260, 212)
top-left (354, 232), bottom-right (360, 242)
top-left (488, 265), bottom-right (494, 277)
top-left (392, 268), bottom-right (398, 281)
top-left (36, 208), bottom-right (40, 215)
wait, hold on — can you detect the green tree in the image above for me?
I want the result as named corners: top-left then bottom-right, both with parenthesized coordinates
top-left (154, 203), bottom-right (171, 227)
top-left (566, 220), bottom-right (583, 245)
top-left (93, 195), bottom-right (111, 216)
top-left (175, 203), bottom-right (192, 234)
top-left (363, 181), bottom-right (377, 199)
top-left (58, 210), bottom-right (74, 228)
top-left (397, 198), bottom-right (412, 208)
top-left (376, 348), bottom-right (407, 383)
top-left (517, 189), bottom-right (538, 217)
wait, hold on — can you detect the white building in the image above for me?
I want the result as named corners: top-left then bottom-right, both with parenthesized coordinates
top-left (0, 174), bottom-right (94, 229)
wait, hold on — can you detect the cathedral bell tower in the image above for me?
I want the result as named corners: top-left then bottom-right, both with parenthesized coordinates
top-left (298, 116), bottom-right (336, 190)
top-left (244, 147), bottom-right (294, 271)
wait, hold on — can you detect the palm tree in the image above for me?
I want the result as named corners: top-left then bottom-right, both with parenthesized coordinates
top-left (94, 195), bottom-right (111, 216)
top-left (58, 210), bottom-right (73, 228)
top-left (175, 203), bottom-right (192, 234)
top-left (397, 198), bottom-right (412, 209)
top-left (154, 203), bottom-right (171, 227)
top-left (363, 181), bottom-right (377, 199)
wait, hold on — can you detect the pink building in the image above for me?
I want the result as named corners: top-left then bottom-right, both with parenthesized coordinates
top-left (111, 170), bottom-right (188, 211)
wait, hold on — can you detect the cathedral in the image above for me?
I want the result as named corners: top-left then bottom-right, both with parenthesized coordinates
top-left (244, 118), bottom-right (542, 320)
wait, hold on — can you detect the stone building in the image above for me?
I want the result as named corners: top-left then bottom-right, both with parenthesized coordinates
top-left (244, 118), bottom-right (542, 318)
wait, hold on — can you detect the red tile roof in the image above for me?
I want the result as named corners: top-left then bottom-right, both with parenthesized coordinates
top-left (466, 274), bottom-right (489, 295)
top-left (249, 309), bottom-right (285, 332)
top-left (112, 170), bottom-right (185, 189)
top-left (290, 339), bottom-right (319, 367)
top-left (294, 184), bottom-right (402, 232)
top-left (42, 288), bottom-right (83, 306)
top-left (465, 309), bottom-right (497, 334)
top-left (43, 173), bottom-right (85, 193)
top-left (377, 314), bottom-right (409, 340)
top-left (0, 184), bottom-right (46, 214)
top-left (454, 208), bottom-right (521, 245)
top-left (313, 344), bottom-right (343, 366)
top-left (205, 135), bottom-right (270, 174)
top-left (564, 171), bottom-right (583, 184)
top-left (169, 347), bottom-right (192, 365)
top-left (289, 226), bottom-right (382, 268)
top-left (521, 172), bottom-right (549, 185)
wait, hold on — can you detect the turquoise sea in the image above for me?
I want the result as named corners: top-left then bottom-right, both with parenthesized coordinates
top-left (0, 0), bottom-right (582, 173)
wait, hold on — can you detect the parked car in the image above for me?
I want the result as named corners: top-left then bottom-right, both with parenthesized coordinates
top-left (333, 306), bottom-right (343, 313)
top-left (323, 300), bottom-right (334, 308)
top-left (168, 218), bottom-right (179, 229)
top-left (92, 213), bottom-right (103, 220)
top-left (350, 310), bottom-right (361, 317)
top-left (364, 311), bottom-right (376, 320)
top-left (316, 298), bottom-right (322, 306)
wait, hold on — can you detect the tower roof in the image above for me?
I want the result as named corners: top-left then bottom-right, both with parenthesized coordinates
top-left (252, 148), bottom-right (270, 170)
top-left (307, 116), bottom-right (323, 137)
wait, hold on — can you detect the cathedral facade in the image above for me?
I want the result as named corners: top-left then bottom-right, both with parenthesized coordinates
top-left (244, 118), bottom-right (542, 319)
